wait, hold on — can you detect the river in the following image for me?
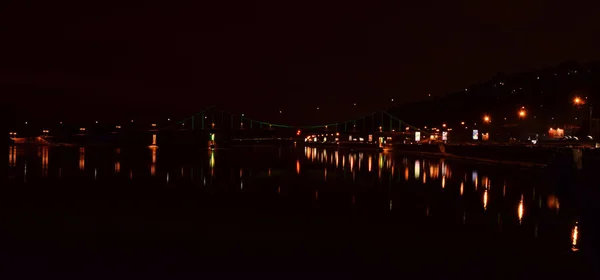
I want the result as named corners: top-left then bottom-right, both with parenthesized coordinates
top-left (4, 144), bottom-right (598, 278)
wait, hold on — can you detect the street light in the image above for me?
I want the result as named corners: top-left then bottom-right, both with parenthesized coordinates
top-left (518, 109), bottom-right (526, 118)
top-left (483, 115), bottom-right (491, 123)
top-left (572, 97), bottom-right (593, 135)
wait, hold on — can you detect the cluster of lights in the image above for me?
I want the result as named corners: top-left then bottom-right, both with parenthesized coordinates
top-left (9, 132), bottom-right (17, 136)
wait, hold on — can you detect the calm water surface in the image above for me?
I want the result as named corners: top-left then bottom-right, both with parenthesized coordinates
top-left (4, 144), bottom-right (599, 278)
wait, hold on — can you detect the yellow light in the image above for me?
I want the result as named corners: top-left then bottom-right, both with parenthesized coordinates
top-left (80, 127), bottom-right (86, 131)
top-left (460, 121), bottom-right (465, 125)
top-left (518, 195), bottom-right (524, 224)
top-left (116, 126), bottom-right (121, 129)
top-left (483, 115), bottom-right (491, 123)
top-left (483, 190), bottom-right (488, 210)
top-left (572, 222), bottom-right (579, 251)
top-left (151, 124), bottom-right (157, 127)
top-left (442, 123), bottom-right (447, 128)
top-left (574, 97), bottom-right (582, 105)
top-left (518, 109), bottom-right (526, 118)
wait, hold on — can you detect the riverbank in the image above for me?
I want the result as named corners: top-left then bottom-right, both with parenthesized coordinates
top-left (392, 143), bottom-right (585, 168)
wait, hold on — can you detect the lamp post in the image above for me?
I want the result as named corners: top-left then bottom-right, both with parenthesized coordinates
top-left (573, 96), bottom-right (593, 136)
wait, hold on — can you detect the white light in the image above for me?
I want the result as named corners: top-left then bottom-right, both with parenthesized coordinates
top-left (95, 121), bottom-right (98, 124)
top-left (25, 122), bottom-right (28, 125)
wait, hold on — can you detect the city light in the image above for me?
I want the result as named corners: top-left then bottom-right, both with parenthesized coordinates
top-left (296, 130), bottom-right (301, 136)
top-left (442, 123), bottom-right (447, 128)
top-left (483, 115), bottom-right (491, 123)
top-left (460, 121), bottom-right (465, 125)
top-left (574, 96), bottom-right (583, 106)
top-left (518, 109), bottom-right (526, 118)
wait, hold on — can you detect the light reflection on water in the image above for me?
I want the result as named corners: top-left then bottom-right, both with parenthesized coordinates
top-left (9, 146), bottom-right (17, 167)
top-left (6, 145), bottom-right (581, 253)
top-left (79, 147), bottom-right (85, 171)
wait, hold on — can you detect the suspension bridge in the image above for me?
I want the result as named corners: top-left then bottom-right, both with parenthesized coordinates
top-left (154, 107), bottom-right (429, 148)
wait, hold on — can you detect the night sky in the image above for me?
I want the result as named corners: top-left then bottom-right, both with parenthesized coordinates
top-left (3, 1), bottom-right (600, 125)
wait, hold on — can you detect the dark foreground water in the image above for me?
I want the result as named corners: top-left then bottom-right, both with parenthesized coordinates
top-left (4, 145), bottom-right (600, 278)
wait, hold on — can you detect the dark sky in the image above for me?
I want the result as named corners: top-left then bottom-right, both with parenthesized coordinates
top-left (3, 1), bottom-right (600, 125)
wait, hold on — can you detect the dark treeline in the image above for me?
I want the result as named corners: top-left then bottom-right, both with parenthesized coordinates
top-left (389, 61), bottom-right (600, 135)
